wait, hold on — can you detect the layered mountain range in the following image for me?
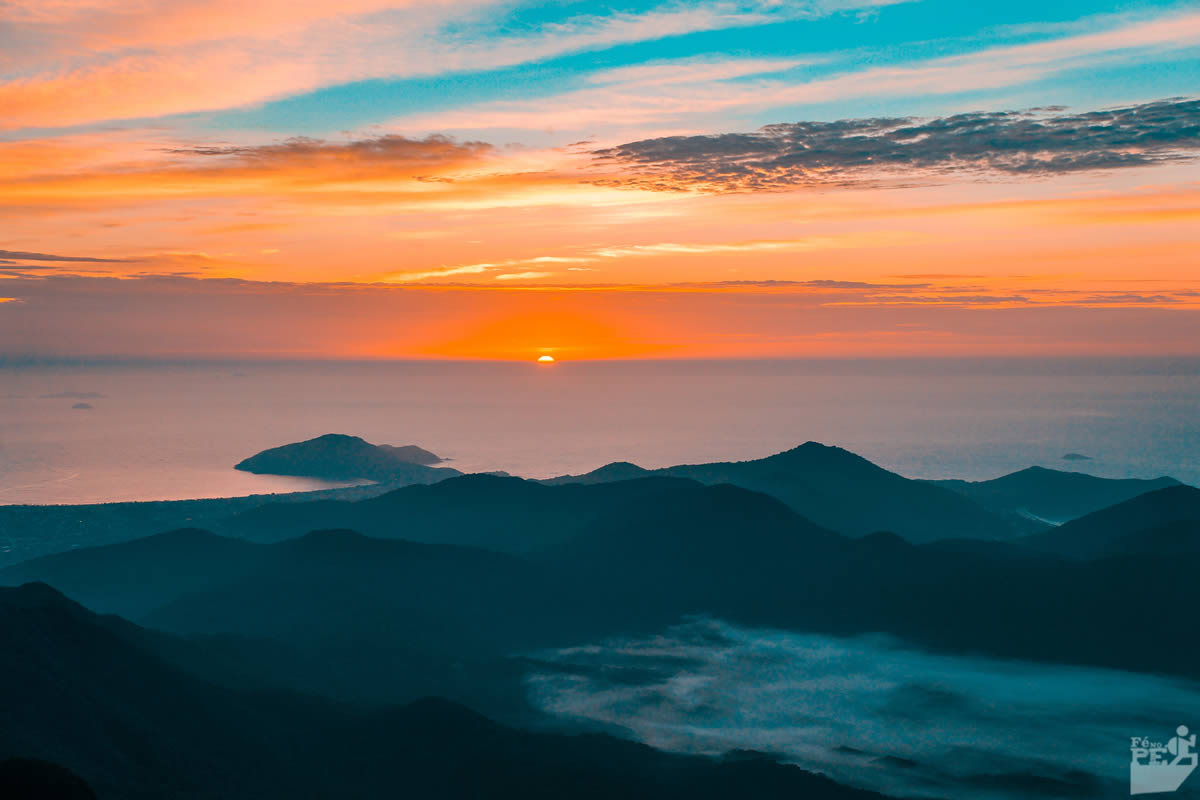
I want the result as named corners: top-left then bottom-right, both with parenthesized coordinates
top-left (2, 437), bottom-right (1195, 799)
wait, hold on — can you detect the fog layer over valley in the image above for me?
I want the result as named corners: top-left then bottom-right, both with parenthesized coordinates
top-left (528, 619), bottom-right (1200, 799)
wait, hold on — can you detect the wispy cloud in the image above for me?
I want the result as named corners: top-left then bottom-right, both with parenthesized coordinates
top-left (167, 133), bottom-right (494, 170)
top-left (590, 233), bottom-right (918, 258)
top-left (495, 271), bottom-right (553, 280)
top-left (397, 9), bottom-right (1200, 141)
top-left (383, 254), bottom-right (594, 283)
top-left (0, 0), bottom-right (902, 130)
top-left (586, 57), bottom-right (815, 88)
top-left (382, 233), bottom-right (920, 282)
top-left (382, 262), bottom-right (499, 282)
top-left (0, 249), bottom-right (128, 263)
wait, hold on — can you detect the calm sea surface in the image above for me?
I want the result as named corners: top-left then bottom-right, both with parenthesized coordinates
top-left (2, 358), bottom-right (1198, 505)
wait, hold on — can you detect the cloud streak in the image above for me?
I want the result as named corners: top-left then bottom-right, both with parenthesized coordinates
top-left (591, 98), bottom-right (1200, 192)
top-left (0, 0), bottom-right (903, 130)
top-left (168, 134), bottom-right (493, 170)
top-left (0, 249), bottom-right (128, 263)
top-left (397, 7), bottom-right (1200, 145)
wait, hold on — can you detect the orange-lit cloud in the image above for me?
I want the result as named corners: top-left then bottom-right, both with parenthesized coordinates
top-left (3, 132), bottom-right (1198, 291)
top-left (2, 100), bottom-right (1198, 358)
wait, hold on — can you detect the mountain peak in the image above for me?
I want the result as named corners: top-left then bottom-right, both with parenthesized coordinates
top-left (761, 441), bottom-right (888, 473)
top-left (0, 581), bottom-right (80, 612)
top-left (141, 527), bottom-right (230, 545)
top-left (390, 473), bottom-right (539, 500)
top-left (774, 441), bottom-right (866, 459)
top-left (311, 433), bottom-right (367, 444)
top-left (584, 461), bottom-right (651, 479)
top-left (594, 460), bottom-right (646, 472)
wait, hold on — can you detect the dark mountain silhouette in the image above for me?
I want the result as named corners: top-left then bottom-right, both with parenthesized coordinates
top-left (0, 481), bottom-right (400, 568)
top-left (0, 583), bottom-right (889, 800)
top-left (215, 498), bottom-right (359, 543)
top-left (0, 527), bottom-right (598, 709)
top-left (546, 442), bottom-right (1035, 542)
top-left (143, 528), bottom-right (577, 655)
top-left (218, 473), bottom-right (702, 549)
top-left (140, 530), bottom-right (590, 712)
top-left (1105, 520), bottom-right (1200, 556)
top-left (0, 442), bottom-right (1052, 567)
top-left (7, 479), bottom-right (1197, 682)
top-left (1020, 485), bottom-right (1200, 559)
top-left (235, 433), bottom-right (456, 481)
top-left (0, 582), bottom-right (331, 799)
top-left (552, 460), bottom-right (651, 483)
top-left (535, 482), bottom-right (1199, 678)
top-left (932, 466), bottom-right (1181, 523)
top-left (0, 759), bottom-right (97, 800)
top-left (540, 482), bottom-right (851, 628)
top-left (0, 528), bottom-right (263, 618)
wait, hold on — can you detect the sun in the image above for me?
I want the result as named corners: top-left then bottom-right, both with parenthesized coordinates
top-left (537, 355), bottom-right (556, 363)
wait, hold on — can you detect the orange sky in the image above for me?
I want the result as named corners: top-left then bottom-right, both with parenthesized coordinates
top-left (2, 1), bottom-right (1199, 360)
top-left (3, 135), bottom-right (1199, 360)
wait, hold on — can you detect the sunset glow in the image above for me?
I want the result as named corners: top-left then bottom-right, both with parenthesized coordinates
top-left (1, 1), bottom-right (1198, 360)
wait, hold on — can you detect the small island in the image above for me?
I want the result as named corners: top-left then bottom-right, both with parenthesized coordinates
top-left (234, 433), bottom-right (455, 482)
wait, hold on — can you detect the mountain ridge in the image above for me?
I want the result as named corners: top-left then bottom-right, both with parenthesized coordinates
top-left (7, 477), bottom-right (1198, 683)
top-left (931, 466), bottom-right (1182, 523)
top-left (545, 441), bottom-right (1038, 543)
top-left (1020, 484), bottom-right (1200, 558)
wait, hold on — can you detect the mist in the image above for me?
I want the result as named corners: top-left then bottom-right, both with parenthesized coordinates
top-left (526, 619), bottom-right (1200, 799)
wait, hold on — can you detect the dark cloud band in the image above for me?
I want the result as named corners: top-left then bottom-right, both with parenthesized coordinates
top-left (167, 134), bottom-right (492, 165)
top-left (591, 98), bottom-right (1200, 192)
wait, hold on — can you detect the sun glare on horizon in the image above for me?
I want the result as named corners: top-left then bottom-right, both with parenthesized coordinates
top-left (537, 355), bottom-right (556, 363)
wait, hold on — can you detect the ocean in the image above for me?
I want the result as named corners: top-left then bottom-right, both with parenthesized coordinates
top-left (2, 357), bottom-right (1198, 506)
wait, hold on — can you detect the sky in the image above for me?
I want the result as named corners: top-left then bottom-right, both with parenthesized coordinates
top-left (1, 0), bottom-right (1199, 360)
